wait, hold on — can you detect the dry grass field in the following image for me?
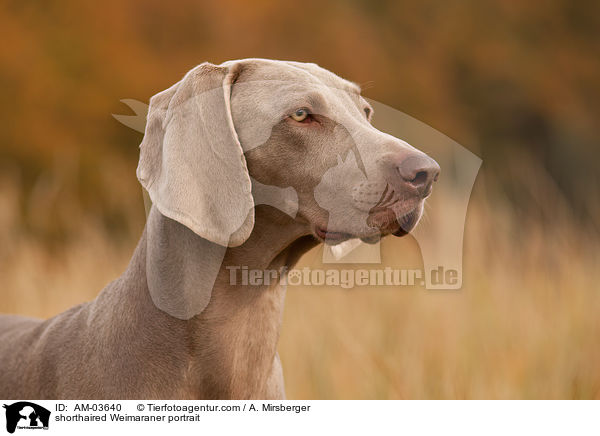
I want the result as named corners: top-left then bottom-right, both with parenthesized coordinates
top-left (1, 161), bottom-right (598, 399)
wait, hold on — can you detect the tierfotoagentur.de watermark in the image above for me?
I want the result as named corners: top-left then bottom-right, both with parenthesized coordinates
top-left (227, 265), bottom-right (459, 289)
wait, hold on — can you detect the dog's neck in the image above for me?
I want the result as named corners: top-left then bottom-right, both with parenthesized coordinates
top-left (116, 205), bottom-right (317, 399)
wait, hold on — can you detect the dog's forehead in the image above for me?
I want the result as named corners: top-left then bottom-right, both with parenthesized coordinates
top-left (233, 59), bottom-right (361, 95)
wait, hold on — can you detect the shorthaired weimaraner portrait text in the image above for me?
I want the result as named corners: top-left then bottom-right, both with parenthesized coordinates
top-left (0, 59), bottom-right (439, 399)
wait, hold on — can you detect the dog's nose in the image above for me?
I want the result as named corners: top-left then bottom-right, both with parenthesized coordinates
top-left (397, 154), bottom-right (440, 197)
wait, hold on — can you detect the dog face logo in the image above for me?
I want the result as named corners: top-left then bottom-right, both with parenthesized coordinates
top-left (2, 402), bottom-right (50, 434)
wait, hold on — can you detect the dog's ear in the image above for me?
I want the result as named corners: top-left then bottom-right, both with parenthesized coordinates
top-left (137, 62), bottom-right (253, 247)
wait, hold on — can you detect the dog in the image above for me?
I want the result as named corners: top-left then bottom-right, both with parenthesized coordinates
top-left (0, 59), bottom-right (439, 399)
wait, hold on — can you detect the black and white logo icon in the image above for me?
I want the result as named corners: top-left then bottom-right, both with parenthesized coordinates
top-left (2, 402), bottom-right (50, 434)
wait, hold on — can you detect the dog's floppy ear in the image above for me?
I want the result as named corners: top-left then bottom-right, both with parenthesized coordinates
top-left (137, 62), bottom-right (253, 247)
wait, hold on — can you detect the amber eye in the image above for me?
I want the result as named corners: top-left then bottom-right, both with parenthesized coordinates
top-left (290, 108), bottom-right (310, 122)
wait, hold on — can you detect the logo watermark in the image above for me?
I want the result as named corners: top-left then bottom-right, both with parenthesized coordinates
top-left (113, 71), bottom-right (482, 319)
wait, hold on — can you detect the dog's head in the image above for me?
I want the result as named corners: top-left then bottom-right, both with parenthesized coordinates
top-left (138, 59), bottom-right (439, 247)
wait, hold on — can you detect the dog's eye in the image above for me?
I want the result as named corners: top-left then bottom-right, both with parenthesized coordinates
top-left (290, 108), bottom-right (310, 122)
top-left (364, 107), bottom-right (372, 119)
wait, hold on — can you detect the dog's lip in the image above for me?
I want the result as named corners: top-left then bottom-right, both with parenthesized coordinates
top-left (313, 206), bottom-right (419, 242)
top-left (314, 226), bottom-right (353, 242)
top-left (392, 208), bottom-right (420, 237)
top-left (366, 205), bottom-right (420, 237)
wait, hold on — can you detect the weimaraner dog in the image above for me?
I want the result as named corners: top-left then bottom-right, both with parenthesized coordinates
top-left (0, 59), bottom-right (439, 399)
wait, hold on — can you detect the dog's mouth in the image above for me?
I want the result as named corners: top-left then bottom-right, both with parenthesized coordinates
top-left (313, 206), bottom-right (422, 245)
top-left (366, 205), bottom-right (421, 237)
top-left (314, 227), bottom-right (354, 243)
top-left (390, 208), bottom-right (421, 237)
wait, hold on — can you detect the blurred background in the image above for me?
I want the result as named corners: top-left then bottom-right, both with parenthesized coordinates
top-left (0, 0), bottom-right (598, 398)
